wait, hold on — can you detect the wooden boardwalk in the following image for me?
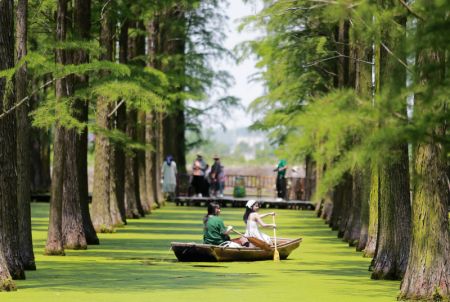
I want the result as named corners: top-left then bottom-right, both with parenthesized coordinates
top-left (174, 196), bottom-right (315, 210)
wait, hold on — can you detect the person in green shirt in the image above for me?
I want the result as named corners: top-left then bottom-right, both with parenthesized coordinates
top-left (203, 202), bottom-right (233, 245)
top-left (274, 159), bottom-right (287, 200)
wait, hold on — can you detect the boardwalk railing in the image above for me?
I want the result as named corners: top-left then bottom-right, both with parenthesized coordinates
top-left (176, 173), bottom-right (309, 200)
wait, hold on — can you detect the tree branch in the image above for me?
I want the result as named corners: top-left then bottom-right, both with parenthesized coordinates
top-left (303, 53), bottom-right (374, 68)
top-left (0, 79), bottom-right (54, 120)
top-left (108, 98), bottom-right (125, 118)
top-left (380, 42), bottom-right (413, 72)
top-left (398, 0), bottom-right (424, 21)
top-left (100, 0), bottom-right (112, 21)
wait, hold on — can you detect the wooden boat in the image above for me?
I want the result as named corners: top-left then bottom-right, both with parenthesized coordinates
top-left (171, 237), bottom-right (302, 262)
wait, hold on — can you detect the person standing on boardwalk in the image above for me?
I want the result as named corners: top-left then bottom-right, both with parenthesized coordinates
top-left (203, 202), bottom-right (233, 245)
top-left (274, 159), bottom-right (287, 200)
top-left (289, 166), bottom-right (303, 200)
top-left (218, 164), bottom-right (225, 197)
top-left (192, 154), bottom-right (208, 197)
top-left (243, 200), bottom-right (276, 245)
top-left (210, 155), bottom-right (223, 197)
top-left (162, 155), bottom-right (177, 201)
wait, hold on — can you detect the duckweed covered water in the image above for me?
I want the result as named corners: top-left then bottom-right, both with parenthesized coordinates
top-left (1, 203), bottom-right (399, 302)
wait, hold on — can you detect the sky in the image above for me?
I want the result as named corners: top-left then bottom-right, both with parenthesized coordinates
top-left (208, 1), bottom-right (264, 130)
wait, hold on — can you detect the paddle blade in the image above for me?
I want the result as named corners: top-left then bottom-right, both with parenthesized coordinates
top-left (273, 248), bottom-right (280, 262)
top-left (247, 237), bottom-right (272, 251)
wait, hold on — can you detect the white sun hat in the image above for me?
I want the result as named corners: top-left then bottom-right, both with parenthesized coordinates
top-left (246, 199), bottom-right (257, 208)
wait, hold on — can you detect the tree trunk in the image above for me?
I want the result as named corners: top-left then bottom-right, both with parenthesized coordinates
top-left (53, 1), bottom-right (88, 251)
top-left (124, 109), bottom-right (141, 219)
top-left (371, 146), bottom-right (411, 280)
top-left (90, 1), bottom-right (114, 232)
top-left (134, 21), bottom-right (149, 214)
top-left (91, 94), bottom-right (114, 232)
top-left (353, 38), bottom-right (372, 253)
top-left (124, 21), bottom-right (145, 217)
top-left (304, 155), bottom-right (315, 201)
top-left (357, 168), bottom-right (370, 252)
top-left (399, 34), bottom-right (450, 300)
top-left (46, 125), bottom-right (65, 255)
top-left (137, 111), bottom-right (150, 213)
top-left (314, 161), bottom-right (325, 217)
top-left (62, 126), bottom-right (88, 249)
top-left (156, 111), bottom-right (164, 204)
top-left (159, 4), bottom-right (187, 177)
top-left (114, 19), bottom-right (128, 224)
top-left (174, 108), bottom-right (186, 173)
top-left (73, 0), bottom-right (99, 245)
top-left (337, 173), bottom-right (352, 239)
top-left (108, 149), bottom-right (124, 226)
top-left (399, 141), bottom-right (450, 299)
top-left (0, 0), bottom-right (25, 280)
top-left (364, 165), bottom-right (378, 257)
top-left (134, 152), bottom-right (145, 216)
top-left (320, 191), bottom-right (333, 224)
top-left (343, 168), bottom-right (362, 247)
top-left (329, 184), bottom-right (342, 231)
top-left (45, 0), bottom-right (69, 256)
top-left (0, 250), bottom-right (15, 291)
top-left (371, 8), bottom-right (411, 280)
top-left (15, 0), bottom-right (36, 270)
top-left (145, 112), bottom-right (156, 210)
top-left (145, 20), bottom-right (158, 209)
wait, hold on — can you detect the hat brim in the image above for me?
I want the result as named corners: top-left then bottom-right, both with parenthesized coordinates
top-left (246, 199), bottom-right (257, 208)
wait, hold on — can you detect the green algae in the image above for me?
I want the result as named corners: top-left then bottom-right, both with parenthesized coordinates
top-left (1, 203), bottom-right (400, 302)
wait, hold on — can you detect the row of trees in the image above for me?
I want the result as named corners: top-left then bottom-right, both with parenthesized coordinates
top-left (0, 0), bottom-right (233, 290)
top-left (244, 0), bottom-right (449, 300)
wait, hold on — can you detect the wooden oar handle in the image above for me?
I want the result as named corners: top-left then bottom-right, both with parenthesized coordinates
top-left (272, 215), bottom-right (277, 248)
top-left (231, 228), bottom-right (245, 237)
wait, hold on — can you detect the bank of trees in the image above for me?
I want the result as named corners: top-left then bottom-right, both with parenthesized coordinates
top-left (0, 0), bottom-right (232, 290)
top-left (245, 0), bottom-right (449, 300)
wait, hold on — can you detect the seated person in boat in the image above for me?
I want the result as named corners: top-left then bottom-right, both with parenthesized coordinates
top-left (243, 200), bottom-right (276, 245)
top-left (203, 202), bottom-right (234, 245)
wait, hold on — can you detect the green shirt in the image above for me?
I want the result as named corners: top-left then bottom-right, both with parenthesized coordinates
top-left (277, 160), bottom-right (287, 178)
top-left (203, 215), bottom-right (228, 245)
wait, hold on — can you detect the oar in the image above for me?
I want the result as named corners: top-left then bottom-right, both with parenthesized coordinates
top-left (231, 229), bottom-right (272, 251)
top-left (273, 215), bottom-right (280, 261)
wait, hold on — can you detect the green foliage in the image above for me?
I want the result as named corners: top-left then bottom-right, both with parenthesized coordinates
top-left (30, 93), bottom-right (86, 132)
top-left (242, 0), bottom-right (449, 198)
top-left (182, 0), bottom-right (241, 146)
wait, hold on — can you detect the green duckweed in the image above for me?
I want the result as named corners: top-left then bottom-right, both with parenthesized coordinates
top-left (1, 203), bottom-right (400, 302)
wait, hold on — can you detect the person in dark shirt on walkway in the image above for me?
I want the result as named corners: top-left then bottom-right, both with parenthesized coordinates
top-left (274, 159), bottom-right (287, 200)
top-left (210, 155), bottom-right (223, 197)
top-left (203, 202), bottom-right (233, 245)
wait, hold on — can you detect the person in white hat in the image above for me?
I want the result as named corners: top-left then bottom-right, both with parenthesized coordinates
top-left (242, 200), bottom-right (276, 244)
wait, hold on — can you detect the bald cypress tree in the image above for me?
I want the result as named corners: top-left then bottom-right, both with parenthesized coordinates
top-left (0, 0), bottom-right (26, 279)
top-left (45, 0), bottom-right (69, 256)
top-left (73, 0), bottom-right (99, 245)
top-left (399, 3), bottom-right (450, 298)
top-left (370, 2), bottom-right (411, 280)
top-left (16, 0), bottom-right (36, 269)
top-left (91, 0), bottom-right (115, 232)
